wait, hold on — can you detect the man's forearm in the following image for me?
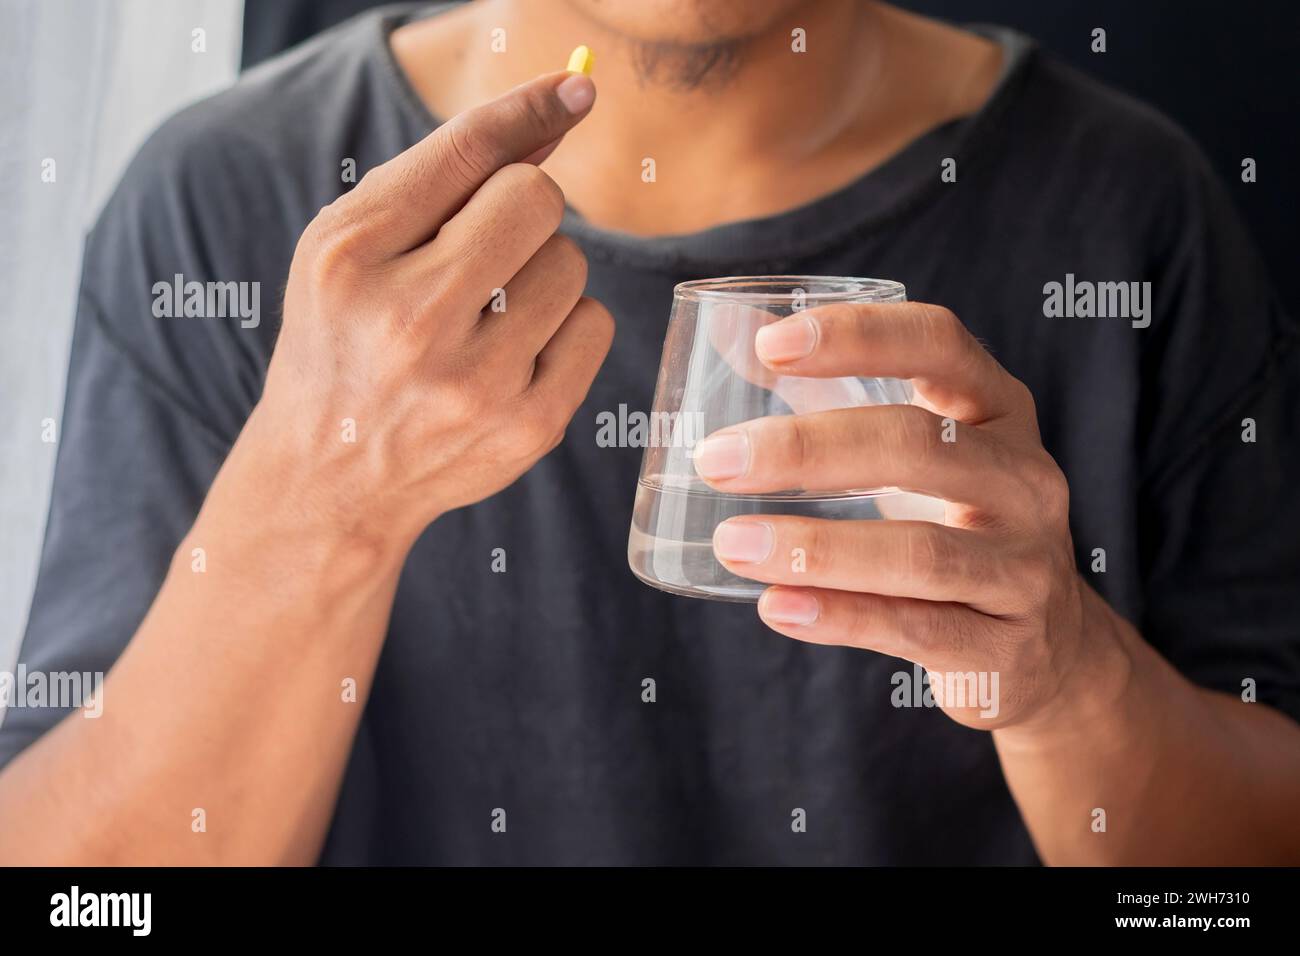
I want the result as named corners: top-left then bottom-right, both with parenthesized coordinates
top-left (0, 426), bottom-right (411, 865)
top-left (994, 602), bottom-right (1300, 865)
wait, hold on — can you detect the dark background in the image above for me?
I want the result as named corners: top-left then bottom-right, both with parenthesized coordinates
top-left (241, 0), bottom-right (1299, 311)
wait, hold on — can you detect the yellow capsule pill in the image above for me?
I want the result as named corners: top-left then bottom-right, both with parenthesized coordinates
top-left (566, 45), bottom-right (594, 75)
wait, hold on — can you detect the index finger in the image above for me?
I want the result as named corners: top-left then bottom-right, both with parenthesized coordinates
top-left (342, 70), bottom-right (595, 258)
top-left (753, 301), bottom-right (1035, 427)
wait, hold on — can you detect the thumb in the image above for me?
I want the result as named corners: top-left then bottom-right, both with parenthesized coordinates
top-left (346, 70), bottom-right (595, 255)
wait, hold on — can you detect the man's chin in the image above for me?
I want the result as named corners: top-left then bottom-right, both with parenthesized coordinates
top-left (559, 0), bottom-right (807, 48)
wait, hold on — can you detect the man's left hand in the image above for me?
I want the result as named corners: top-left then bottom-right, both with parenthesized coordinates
top-left (693, 301), bottom-right (1129, 731)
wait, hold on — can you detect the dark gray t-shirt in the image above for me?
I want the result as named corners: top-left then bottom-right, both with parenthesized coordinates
top-left (4, 5), bottom-right (1298, 864)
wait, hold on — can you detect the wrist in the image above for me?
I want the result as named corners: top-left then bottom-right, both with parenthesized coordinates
top-left (995, 583), bottom-right (1142, 755)
top-left (191, 404), bottom-right (423, 584)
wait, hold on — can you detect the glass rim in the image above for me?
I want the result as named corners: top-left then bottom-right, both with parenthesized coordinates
top-left (673, 275), bottom-right (906, 304)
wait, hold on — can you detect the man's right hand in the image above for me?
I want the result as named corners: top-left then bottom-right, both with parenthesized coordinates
top-left (251, 69), bottom-right (610, 543)
top-left (0, 70), bottom-right (610, 866)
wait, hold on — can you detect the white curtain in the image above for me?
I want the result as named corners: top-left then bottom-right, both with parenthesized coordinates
top-left (0, 0), bottom-right (244, 687)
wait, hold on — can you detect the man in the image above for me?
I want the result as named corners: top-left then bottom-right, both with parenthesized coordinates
top-left (1, 0), bottom-right (1297, 864)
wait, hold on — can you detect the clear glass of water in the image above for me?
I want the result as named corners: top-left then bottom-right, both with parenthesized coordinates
top-left (628, 276), bottom-right (941, 602)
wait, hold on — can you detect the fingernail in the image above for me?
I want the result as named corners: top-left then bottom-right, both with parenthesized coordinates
top-left (755, 315), bottom-right (817, 363)
top-left (556, 73), bottom-right (595, 114)
top-left (693, 431), bottom-right (750, 480)
top-left (760, 590), bottom-right (821, 626)
top-left (713, 520), bottom-right (774, 563)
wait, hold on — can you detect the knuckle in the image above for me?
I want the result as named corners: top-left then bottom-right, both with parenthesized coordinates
top-left (426, 253), bottom-right (476, 311)
top-left (514, 163), bottom-right (567, 226)
top-left (543, 232), bottom-right (588, 287)
top-left (803, 522), bottom-right (836, 577)
top-left (838, 592), bottom-right (877, 642)
top-left (478, 164), bottom-right (565, 240)
top-left (512, 91), bottom-right (562, 140)
top-left (1034, 457), bottom-right (1071, 523)
top-left (918, 303), bottom-right (961, 345)
top-left (514, 400), bottom-right (566, 456)
top-left (570, 297), bottom-right (615, 355)
top-left (430, 378), bottom-right (479, 425)
top-left (887, 404), bottom-right (941, 465)
top-left (1020, 449), bottom-right (1065, 497)
top-left (917, 303), bottom-right (973, 364)
top-left (973, 440), bottom-right (1028, 510)
top-left (904, 524), bottom-right (952, 582)
top-left (891, 599), bottom-right (932, 647)
top-left (443, 120), bottom-right (501, 188)
top-left (1017, 556), bottom-right (1056, 607)
top-left (301, 203), bottom-right (339, 246)
top-left (1013, 378), bottom-right (1037, 416)
top-left (578, 296), bottom-right (615, 335)
top-left (784, 415), bottom-right (816, 476)
top-left (301, 201), bottom-right (367, 277)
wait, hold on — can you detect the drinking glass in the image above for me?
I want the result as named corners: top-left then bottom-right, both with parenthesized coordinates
top-left (627, 276), bottom-right (942, 602)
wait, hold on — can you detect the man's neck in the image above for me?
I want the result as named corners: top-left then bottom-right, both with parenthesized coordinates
top-left (392, 0), bottom-right (1002, 236)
